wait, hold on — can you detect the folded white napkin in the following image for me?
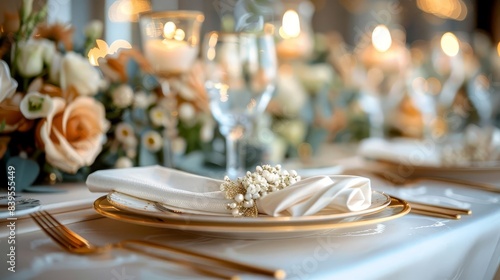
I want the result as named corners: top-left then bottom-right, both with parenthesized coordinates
top-left (359, 125), bottom-right (500, 167)
top-left (358, 137), bottom-right (442, 167)
top-left (86, 166), bottom-right (372, 217)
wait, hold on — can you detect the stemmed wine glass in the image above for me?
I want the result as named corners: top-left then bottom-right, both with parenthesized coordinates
top-left (202, 32), bottom-right (277, 179)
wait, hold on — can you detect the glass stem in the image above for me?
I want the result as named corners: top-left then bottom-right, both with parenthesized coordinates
top-left (162, 138), bottom-right (174, 168)
top-left (225, 125), bottom-right (246, 179)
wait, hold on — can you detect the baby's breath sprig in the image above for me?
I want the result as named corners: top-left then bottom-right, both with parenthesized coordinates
top-left (220, 164), bottom-right (301, 217)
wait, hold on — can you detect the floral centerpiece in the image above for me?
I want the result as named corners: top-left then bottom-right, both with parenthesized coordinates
top-left (0, 1), bottom-right (109, 189)
top-left (0, 1), bottom-right (213, 189)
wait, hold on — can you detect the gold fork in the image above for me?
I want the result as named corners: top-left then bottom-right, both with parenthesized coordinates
top-left (370, 169), bottom-right (500, 194)
top-left (31, 210), bottom-right (286, 280)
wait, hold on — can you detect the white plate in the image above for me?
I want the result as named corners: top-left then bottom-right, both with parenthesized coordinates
top-left (106, 190), bottom-right (391, 224)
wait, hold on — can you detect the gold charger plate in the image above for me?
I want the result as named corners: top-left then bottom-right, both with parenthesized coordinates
top-left (93, 196), bottom-right (410, 239)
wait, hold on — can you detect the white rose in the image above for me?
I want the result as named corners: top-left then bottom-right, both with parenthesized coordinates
top-left (16, 41), bottom-right (44, 78)
top-left (111, 84), bottom-right (134, 108)
top-left (60, 52), bottom-right (101, 96)
top-left (20, 92), bottom-right (53, 119)
top-left (38, 39), bottom-right (56, 64)
top-left (48, 52), bottom-right (63, 84)
top-left (36, 96), bottom-right (109, 173)
top-left (0, 60), bottom-right (18, 103)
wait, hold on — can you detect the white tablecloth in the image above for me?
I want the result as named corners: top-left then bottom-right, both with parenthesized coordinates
top-left (1, 149), bottom-right (499, 280)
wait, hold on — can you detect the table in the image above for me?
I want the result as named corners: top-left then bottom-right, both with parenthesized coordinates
top-left (1, 151), bottom-right (499, 280)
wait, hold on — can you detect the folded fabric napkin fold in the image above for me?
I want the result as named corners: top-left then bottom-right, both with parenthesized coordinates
top-left (359, 125), bottom-right (500, 167)
top-left (86, 165), bottom-right (372, 217)
top-left (358, 137), bottom-right (442, 166)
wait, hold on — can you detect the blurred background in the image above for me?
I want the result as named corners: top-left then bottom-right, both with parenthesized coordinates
top-left (1, 0), bottom-right (500, 173)
top-left (1, 0), bottom-right (498, 48)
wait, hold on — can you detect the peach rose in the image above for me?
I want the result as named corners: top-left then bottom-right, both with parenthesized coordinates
top-left (36, 96), bottom-right (109, 173)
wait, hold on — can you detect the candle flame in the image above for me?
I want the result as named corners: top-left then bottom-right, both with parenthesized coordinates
top-left (372, 25), bottom-right (392, 52)
top-left (279, 10), bottom-right (301, 39)
top-left (206, 33), bottom-right (218, 61)
top-left (441, 32), bottom-right (459, 57)
top-left (174, 29), bottom-right (185, 41)
top-left (163, 21), bottom-right (176, 39)
top-left (497, 42), bottom-right (500, 57)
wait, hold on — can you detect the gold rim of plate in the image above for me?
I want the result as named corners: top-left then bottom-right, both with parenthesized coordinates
top-left (93, 196), bottom-right (410, 235)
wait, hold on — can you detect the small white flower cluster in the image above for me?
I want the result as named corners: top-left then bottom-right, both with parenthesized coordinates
top-left (221, 164), bottom-right (301, 217)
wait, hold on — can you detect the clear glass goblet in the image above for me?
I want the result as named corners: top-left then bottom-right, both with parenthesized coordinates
top-left (139, 11), bottom-right (204, 167)
top-left (203, 32), bottom-right (277, 179)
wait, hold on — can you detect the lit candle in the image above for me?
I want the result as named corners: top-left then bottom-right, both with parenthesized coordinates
top-left (436, 32), bottom-right (464, 108)
top-left (276, 9), bottom-right (313, 60)
top-left (144, 22), bottom-right (198, 75)
top-left (362, 25), bottom-right (409, 72)
top-left (144, 39), bottom-right (198, 75)
top-left (440, 32), bottom-right (459, 57)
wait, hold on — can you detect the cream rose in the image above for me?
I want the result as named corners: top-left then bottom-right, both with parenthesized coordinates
top-left (15, 40), bottom-right (45, 78)
top-left (36, 96), bottom-right (109, 173)
top-left (60, 52), bottom-right (102, 96)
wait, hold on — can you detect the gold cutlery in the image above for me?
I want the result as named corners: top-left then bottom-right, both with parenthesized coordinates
top-left (31, 210), bottom-right (286, 280)
top-left (369, 170), bottom-right (500, 194)
top-left (389, 196), bottom-right (471, 220)
top-left (409, 209), bottom-right (461, 219)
